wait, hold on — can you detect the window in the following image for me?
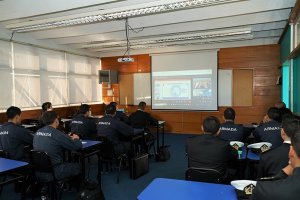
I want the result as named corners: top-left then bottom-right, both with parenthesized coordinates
top-left (0, 40), bottom-right (101, 111)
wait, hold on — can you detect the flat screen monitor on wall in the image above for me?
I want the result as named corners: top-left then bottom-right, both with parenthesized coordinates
top-left (151, 51), bottom-right (218, 110)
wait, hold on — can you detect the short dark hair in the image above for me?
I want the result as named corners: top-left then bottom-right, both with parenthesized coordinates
top-left (109, 102), bottom-right (118, 107)
top-left (105, 104), bottom-right (116, 115)
top-left (267, 107), bottom-right (281, 122)
top-left (224, 108), bottom-right (235, 120)
top-left (42, 102), bottom-right (52, 112)
top-left (79, 104), bottom-right (90, 114)
top-left (41, 111), bottom-right (58, 126)
top-left (6, 106), bottom-right (21, 119)
top-left (291, 130), bottom-right (300, 158)
top-left (138, 101), bottom-right (146, 109)
top-left (282, 116), bottom-right (300, 138)
top-left (203, 116), bottom-right (220, 135)
top-left (275, 101), bottom-right (286, 109)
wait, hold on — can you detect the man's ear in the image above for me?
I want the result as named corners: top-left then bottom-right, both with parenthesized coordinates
top-left (289, 146), bottom-right (295, 160)
top-left (201, 125), bottom-right (204, 133)
top-left (281, 128), bottom-right (286, 140)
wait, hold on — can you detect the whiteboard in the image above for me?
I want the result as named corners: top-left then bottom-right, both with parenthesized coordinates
top-left (218, 69), bottom-right (232, 106)
top-left (132, 70), bottom-right (232, 107)
top-left (133, 73), bottom-right (151, 105)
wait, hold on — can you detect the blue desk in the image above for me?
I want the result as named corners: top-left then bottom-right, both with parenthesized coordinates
top-left (81, 140), bottom-right (102, 149)
top-left (0, 158), bottom-right (28, 175)
top-left (137, 178), bottom-right (237, 200)
top-left (247, 149), bottom-right (260, 161)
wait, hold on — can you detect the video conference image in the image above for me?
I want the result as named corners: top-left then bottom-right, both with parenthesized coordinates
top-left (152, 70), bottom-right (214, 110)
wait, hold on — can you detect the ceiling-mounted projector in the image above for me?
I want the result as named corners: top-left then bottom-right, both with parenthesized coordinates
top-left (117, 57), bottom-right (134, 62)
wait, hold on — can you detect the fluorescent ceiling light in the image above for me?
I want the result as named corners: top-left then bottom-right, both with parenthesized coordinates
top-left (83, 28), bottom-right (252, 49)
top-left (92, 34), bottom-right (253, 52)
top-left (7, 0), bottom-right (247, 32)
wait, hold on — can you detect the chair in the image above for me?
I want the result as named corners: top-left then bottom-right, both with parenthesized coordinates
top-left (185, 167), bottom-right (224, 184)
top-left (95, 135), bottom-right (127, 184)
top-left (0, 150), bottom-right (8, 158)
top-left (30, 150), bottom-right (76, 200)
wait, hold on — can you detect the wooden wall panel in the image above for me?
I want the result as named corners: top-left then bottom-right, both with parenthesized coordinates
top-left (101, 44), bottom-right (281, 134)
top-left (0, 104), bottom-right (105, 124)
top-left (233, 69), bottom-right (253, 106)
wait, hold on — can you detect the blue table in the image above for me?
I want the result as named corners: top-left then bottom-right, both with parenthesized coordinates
top-left (0, 158), bottom-right (28, 175)
top-left (137, 178), bottom-right (237, 200)
top-left (247, 149), bottom-right (260, 161)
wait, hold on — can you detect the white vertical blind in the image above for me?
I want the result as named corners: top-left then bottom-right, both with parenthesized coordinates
top-left (0, 40), bottom-right (101, 111)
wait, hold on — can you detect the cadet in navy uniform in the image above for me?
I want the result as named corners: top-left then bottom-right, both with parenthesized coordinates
top-left (186, 116), bottom-right (238, 181)
top-left (219, 107), bottom-right (245, 142)
top-left (253, 107), bottom-right (282, 148)
top-left (109, 102), bottom-right (130, 124)
top-left (70, 104), bottom-right (96, 139)
top-left (33, 111), bottom-right (82, 181)
top-left (258, 116), bottom-right (300, 178)
top-left (97, 104), bottom-right (136, 155)
top-left (0, 106), bottom-right (33, 160)
top-left (129, 101), bottom-right (158, 129)
top-left (250, 130), bottom-right (300, 200)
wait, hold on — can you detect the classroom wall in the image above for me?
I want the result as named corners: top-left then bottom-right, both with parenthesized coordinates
top-left (101, 44), bottom-right (281, 134)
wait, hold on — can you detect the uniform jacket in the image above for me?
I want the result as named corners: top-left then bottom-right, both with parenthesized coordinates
top-left (257, 142), bottom-right (290, 178)
top-left (219, 121), bottom-right (245, 142)
top-left (253, 120), bottom-right (282, 148)
top-left (186, 134), bottom-right (237, 175)
top-left (33, 126), bottom-right (82, 165)
top-left (0, 122), bottom-right (33, 160)
top-left (70, 114), bottom-right (97, 139)
top-left (114, 111), bottom-right (130, 124)
top-left (250, 168), bottom-right (300, 200)
top-left (129, 109), bottom-right (158, 129)
top-left (97, 115), bottom-right (134, 144)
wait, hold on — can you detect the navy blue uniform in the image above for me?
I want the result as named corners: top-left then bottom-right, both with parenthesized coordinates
top-left (70, 114), bottom-right (97, 139)
top-left (97, 115), bottom-right (136, 155)
top-left (129, 110), bottom-right (158, 129)
top-left (0, 122), bottom-right (33, 160)
top-left (250, 168), bottom-right (300, 200)
top-left (219, 121), bottom-right (245, 142)
top-left (114, 111), bottom-right (130, 124)
top-left (33, 126), bottom-right (82, 181)
top-left (253, 120), bottom-right (282, 148)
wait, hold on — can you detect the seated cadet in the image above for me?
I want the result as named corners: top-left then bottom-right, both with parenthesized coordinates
top-left (186, 116), bottom-right (238, 180)
top-left (37, 102), bottom-right (53, 129)
top-left (0, 106), bottom-right (33, 160)
top-left (257, 115), bottom-right (300, 178)
top-left (219, 107), bottom-right (245, 142)
top-left (97, 104), bottom-right (138, 156)
top-left (254, 107), bottom-right (282, 148)
top-left (33, 111), bottom-right (82, 181)
top-left (129, 101), bottom-right (158, 129)
top-left (250, 130), bottom-right (300, 200)
top-left (69, 104), bottom-right (97, 139)
top-left (109, 102), bottom-right (130, 124)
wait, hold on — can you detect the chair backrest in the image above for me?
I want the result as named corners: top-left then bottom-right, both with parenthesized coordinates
top-left (0, 150), bottom-right (9, 158)
top-left (185, 167), bottom-right (223, 183)
top-left (95, 135), bottom-right (115, 159)
top-left (30, 150), bottom-right (54, 174)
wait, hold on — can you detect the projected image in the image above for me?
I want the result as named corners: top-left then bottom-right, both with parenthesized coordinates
top-left (154, 80), bottom-right (191, 100)
top-left (193, 78), bottom-right (212, 97)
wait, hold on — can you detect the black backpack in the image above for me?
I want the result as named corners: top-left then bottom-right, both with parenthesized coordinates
top-left (155, 145), bottom-right (171, 161)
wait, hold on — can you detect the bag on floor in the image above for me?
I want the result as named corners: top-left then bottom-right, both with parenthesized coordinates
top-left (155, 145), bottom-right (171, 161)
top-left (77, 182), bottom-right (105, 200)
top-left (130, 153), bottom-right (149, 179)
